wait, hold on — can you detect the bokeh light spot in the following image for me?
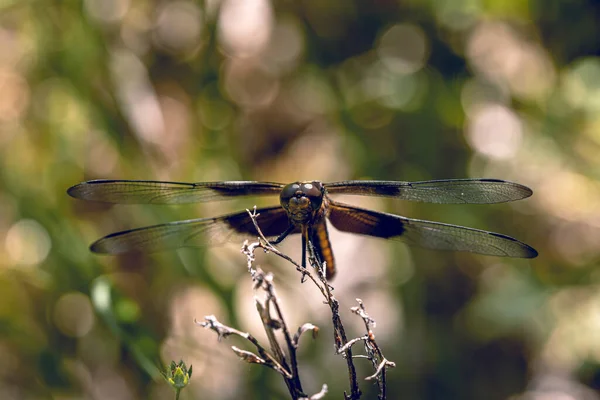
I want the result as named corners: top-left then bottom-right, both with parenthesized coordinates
top-left (467, 21), bottom-right (555, 100)
top-left (363, 61), bottom-right (427, 111)
top-left (53, 292), bottom-right (95, 338)
top-left (264, 18), bottom-right (305, 73)
top-left (377, 23), bottom-right (429, 75)
top-left (466, 104), bottom-right (523, 160)
top-left (198, 98), bottom-right (234, 131)
top-left (433, 0), bottom-right (480, 30)
top-left (84, 0), bottom-right (131, 24)
top-left (0, 68), bottom-right (30, 122)
top-left (223, 60), bottom-right (279, 108)
top-left (562, 57), bottom-right (600, 113)
top-left (289, 69), bottom-right (335, 115)
top-left (110, 49), bottom-right (166, 144)
top-left (218, 0), bottom-right (274, 58)
top-left (5, 219), bottom-right (51, 266)
top-left (154, 1), bottom-right (203, 53)
top-left (115, 298), bottom-right (141, 323)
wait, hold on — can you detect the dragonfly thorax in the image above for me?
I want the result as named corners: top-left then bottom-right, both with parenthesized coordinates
top-left (280, 181), bottom-right (325, 223)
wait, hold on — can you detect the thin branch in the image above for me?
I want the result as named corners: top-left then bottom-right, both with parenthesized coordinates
top-left (328, 294), bottom-right (361, 400)
top-left (195, 315), bottom-right (292, 379)
top-left (303, 240), bottom-right (361, 400)
top-left (253, 271), bottom-right (304, 397)
top-left (231, 346), bottom-right (293, 378)
top-left (336, 335), bottom-right (369, 354)
top-left (350, 299), bottom-right (396, 399)
top-left (365, 359), bottom-right (396, 382)
top-left (264, 273), bottom-right (303, 391)
top-left (256, 295), bottom-right (288, 366)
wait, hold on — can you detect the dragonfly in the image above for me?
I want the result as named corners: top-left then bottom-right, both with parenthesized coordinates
top-left (67, 178), bottom-right (538, 279)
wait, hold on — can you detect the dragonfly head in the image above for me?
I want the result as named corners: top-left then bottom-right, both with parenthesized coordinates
top-left (280, 181), bottom-right (324, 223)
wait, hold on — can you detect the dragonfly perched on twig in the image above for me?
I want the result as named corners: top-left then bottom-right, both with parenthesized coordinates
top-left (67, 178), bottom-right (538, 279)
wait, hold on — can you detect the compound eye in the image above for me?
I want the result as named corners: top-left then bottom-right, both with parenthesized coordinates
top-left (280, 183), bottom-right (300, 203)
top-left (301, 183), bottom-right (319, 197)
top-left (301, 182), bottom-right (323, 206)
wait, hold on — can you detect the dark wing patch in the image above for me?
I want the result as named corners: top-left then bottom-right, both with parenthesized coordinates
top-left (68, 180), bottom-right (285, 204)
top-left (324, 179), bottom-right (532, 204)
top-left (91, 206), bottom-right (297, 254)
top-left (327, 201), bottom-right (537, 258)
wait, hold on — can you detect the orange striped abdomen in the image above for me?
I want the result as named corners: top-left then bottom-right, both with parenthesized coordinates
top-left (312, 221), bottom-right (336, 279)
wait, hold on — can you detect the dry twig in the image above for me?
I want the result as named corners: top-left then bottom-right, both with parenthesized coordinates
top-left (350, 299), bottom-right (396, 399)
top-left (196, 206), bottom-right (395, 399)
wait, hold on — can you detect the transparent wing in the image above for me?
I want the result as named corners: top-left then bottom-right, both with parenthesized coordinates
top-left (91, 206), bottom-right (298, 254)
top-left (327, 201), bottom-right (537, 258)
top-left (324, 179), bottom-right (532, 204)
top-left (68, 180), bottom-right (285, 204)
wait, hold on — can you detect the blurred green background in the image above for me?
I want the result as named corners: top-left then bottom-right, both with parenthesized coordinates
top-left (2, 0), bottom-right (600, 399)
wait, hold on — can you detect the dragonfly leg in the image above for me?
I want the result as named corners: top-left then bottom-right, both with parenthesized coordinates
top-left (270, 224), bottom-right (295, 245)
top-left (301, 232), bottom-right (307, 270)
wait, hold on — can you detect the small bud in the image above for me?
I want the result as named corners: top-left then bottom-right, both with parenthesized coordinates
top-left (164, 360), bottom-right (192, 390)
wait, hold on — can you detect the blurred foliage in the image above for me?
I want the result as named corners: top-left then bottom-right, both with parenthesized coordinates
top-left (1, 0), bottom-right (600, 399)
